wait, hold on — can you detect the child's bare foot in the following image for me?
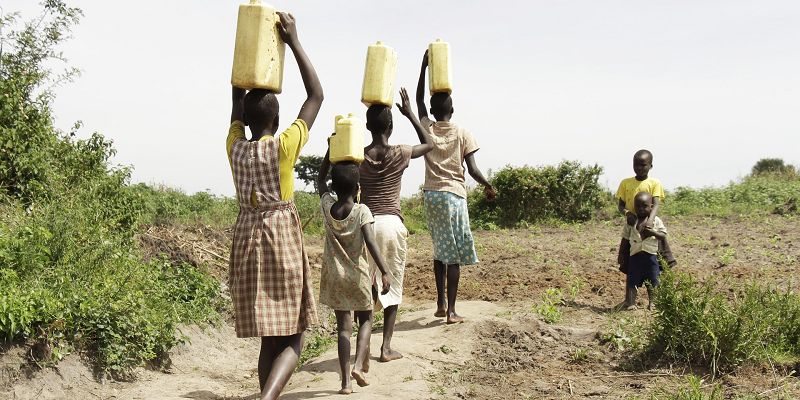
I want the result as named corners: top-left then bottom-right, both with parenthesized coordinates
top-left (446, 313), bottom-right (464, 324)
top-left (351, 369), bottom-right (369, 387)
top-left (434, 308), bottom-right (447, 318)
top-left (338, 386), bottom-right (352, 395)
top-left (379, 348), bottom-right (403, 362)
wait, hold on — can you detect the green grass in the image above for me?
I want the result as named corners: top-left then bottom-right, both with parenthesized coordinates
top-left (642, 270), bottom-right (800, 376)
top-left (663, 175), bottom-right (800, 217)
top-left (533, 288), bottom-right (564, 323)
top-left (297, 328), bottom-right (336, 370)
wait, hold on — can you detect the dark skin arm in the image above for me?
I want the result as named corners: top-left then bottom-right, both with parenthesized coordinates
top-left (415, 50), bottom-right (432, 126)
top-left (317, 148), bottom-right (331, 197)
top-left (642, 226), bottom-right (667, 240)
top-left (231, 87), bottom-right (246, 123)
top-left (647, 197), bottom-right (661, 228)
top-left (395, 87), bottom-right (433, 158)
top-left (362, 224), bottom-right (391, 295)
top-left (277, 12), bottom-right (324, 129)
top-left (465, 152), bottom-right (496, 200)
top-left (619, 199), bottom-right (637, 226)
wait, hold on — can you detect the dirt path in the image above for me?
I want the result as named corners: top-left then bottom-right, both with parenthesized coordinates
top-left (284, 301), bottom-right (504, 399)
top-left (2, 302), bottom-right (504, 400)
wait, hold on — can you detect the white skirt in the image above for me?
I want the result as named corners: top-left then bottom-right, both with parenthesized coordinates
top-left (368, 214), bottom-right (409, 308)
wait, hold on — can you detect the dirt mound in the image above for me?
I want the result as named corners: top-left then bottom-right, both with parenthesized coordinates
top-left (138, 225), bottom-right (232, 279)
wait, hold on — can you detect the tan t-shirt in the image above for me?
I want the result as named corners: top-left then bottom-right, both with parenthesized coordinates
top-left (359, 145), bottom-right (413, 220)
top-left (622, 216), bottom-right (667, 256)
top-left (422, 121), bottom-right (479, 198)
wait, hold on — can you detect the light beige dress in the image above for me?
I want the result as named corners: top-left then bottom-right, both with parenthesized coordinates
top-left (319, 193), bottom-right (375, 311)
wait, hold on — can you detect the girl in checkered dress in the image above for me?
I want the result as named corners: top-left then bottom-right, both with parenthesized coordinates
top-left (227, 13), bottom-right (323, 400)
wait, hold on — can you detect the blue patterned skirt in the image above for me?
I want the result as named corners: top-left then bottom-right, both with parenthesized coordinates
top-left (423, 190), bottom-right (479, 266)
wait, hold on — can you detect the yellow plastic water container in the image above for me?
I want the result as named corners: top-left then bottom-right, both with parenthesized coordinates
top-left (361, 41), bottom-right (397, 107)
top-left (428, 39), bottom-right (452, 95)
top-left (231, 0), bottom-right (285, 92)
top-left (329, 114), bottom-right (365, 164)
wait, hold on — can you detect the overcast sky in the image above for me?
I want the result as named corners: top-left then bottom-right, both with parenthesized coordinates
top-left (5, 1), bottom-right (800, 196)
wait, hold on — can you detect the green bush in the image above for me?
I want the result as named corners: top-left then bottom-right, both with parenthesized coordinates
top-left (751, 158), bottom-right (796, 177)
top-left (400, 192), bottom-right (428, 233)
top-left (664, 175), bottom-right (800, 216)
top-left (470, 161), bottom-right (606, 227)
top-left (644, 271), bottom-right (800, 376)
top-left (130, 184), bottom-right (238, 228)
top-left (0, 2), bottom-right (223, 375)
top-left (0, 199), bottom-right (224, 374)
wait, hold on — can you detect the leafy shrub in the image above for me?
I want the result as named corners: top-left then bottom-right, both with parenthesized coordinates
top-left (400, 192), bottom-right (428, 233)
top-left (751, 158), bottom-right (796, 177)
top-left (644, 271), bottom-right (800, 376)
top-left (470, 161), bottom-right (606, 227)
top-left (130, 184), bottom-right (238, 228)
top-left (534, 288), bottom-right (564, 324)
top-left (0, 2), bottom-right (223, 375)
top-left (294, 191), bottom-right (324, 235)
top-left (0, 201), bottom-right (224, 374)
top-left (664, 175), bottom-right (800, 216)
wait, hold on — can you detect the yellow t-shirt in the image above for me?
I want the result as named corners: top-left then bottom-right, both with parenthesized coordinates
top-left (226, 119), bottom-right (309, 202)
top-left (615, 176), bottom-right (665, 211)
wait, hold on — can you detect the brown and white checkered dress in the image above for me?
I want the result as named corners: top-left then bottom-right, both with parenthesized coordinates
top-left (228, 135), bottom-right (318, 337)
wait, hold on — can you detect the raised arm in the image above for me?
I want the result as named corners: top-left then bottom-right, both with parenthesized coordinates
top-left (277, 12), bottom-right (324, 129)
top-left (317, 148), bottom-right (331, 197)
top-left (231, 87), bottom-right (246, 123)
top-left (465, 152), bottom-right (496, 200)
top-left (396, 87), bottom-right (432, 159)
top-left (415, 50), bottom-right (431, 125)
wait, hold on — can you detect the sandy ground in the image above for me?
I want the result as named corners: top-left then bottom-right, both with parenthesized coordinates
top-left (3, 214), bottom-right (800, 399)
top-left (1, 302), bottom-right (503, 400)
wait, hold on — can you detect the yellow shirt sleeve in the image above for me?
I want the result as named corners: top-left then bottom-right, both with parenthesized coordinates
top-left (650, 178), bottom-right (665, 201)
top-left (265, 118), bottom-right (309, 201)
top-left (615, 180), bottom-right (627, 203)
top-left (226, 120), bottom-right (246, 167)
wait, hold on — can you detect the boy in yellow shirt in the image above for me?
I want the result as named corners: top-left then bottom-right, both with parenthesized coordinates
top-left (615, 149), bottom-right (676, 268)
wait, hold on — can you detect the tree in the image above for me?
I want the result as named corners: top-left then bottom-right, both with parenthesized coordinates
top-left (751, 158), bottom-right (796, 176)
top-left (294, 154), bottom-right (324, 192)
top-left (0, 0), bottom-right (82, 203)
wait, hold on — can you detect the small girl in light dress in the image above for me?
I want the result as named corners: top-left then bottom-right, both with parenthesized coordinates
top-left (318, 162), bottom-right (390, 394)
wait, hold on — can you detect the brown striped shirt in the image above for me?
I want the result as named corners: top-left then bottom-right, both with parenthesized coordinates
top-left (422, 121), bottom-right (479, 198)
top-left (359, 145), bottom-right (413, 220)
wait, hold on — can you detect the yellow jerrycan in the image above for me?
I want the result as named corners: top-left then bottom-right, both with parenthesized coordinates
top-left (329, 114), bottom-right (365, 164)
top-left (428, 39), bottom-right (452, 95)
top-left (231, 0), bottom-right (285, 92)
top-left (361, 41), bottom-right (398, 107)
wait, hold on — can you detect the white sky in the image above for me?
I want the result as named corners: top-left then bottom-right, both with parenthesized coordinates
top-left (5, 1), bottom-right (800, 196)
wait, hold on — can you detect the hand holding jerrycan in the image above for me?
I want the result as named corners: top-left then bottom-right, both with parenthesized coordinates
top-left (231, 0), bottom-right (285, 92)
top-left (361, 41), bottom-right (398, 107)
top-left (329, 114), bottom-right (365, 164)
top-left (428, 39), bottom-right (453, 95)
